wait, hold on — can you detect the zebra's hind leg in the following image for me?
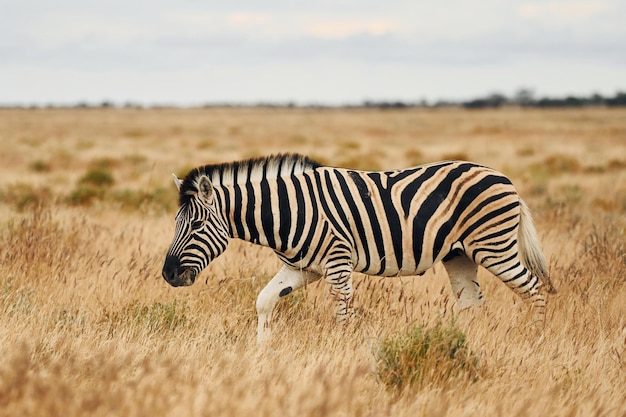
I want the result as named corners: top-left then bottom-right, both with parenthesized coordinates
top-left (475, 247), bottom-right (546, 327)
top-left (442, 251), bottom-right (484, 311)
top-left (256, 264), bottom-right (321, 345)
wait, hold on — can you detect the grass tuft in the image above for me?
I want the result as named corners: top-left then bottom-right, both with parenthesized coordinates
top-left (66, 167), bottom-right (115, 206)
top-left (99, 300), bottom-right (190, 336)
top-left (0, 183), bottom-right (54, 211)
top-left (65, 185), bottom-right (103, 206)
top-left (79, 168), bottom-right (115, 187)
top-left (29, 160), bottom-right (52, 173)
top-left (530, 154), bottom-right (582, 177)
top-left (111, 187), bottom-right (176, 213)
top-left (1, 279), bottom-right (34, 316)
top-left (0, 207), bottom-right (92, 280)
top-left (376, 320), bottom-right (480, 392)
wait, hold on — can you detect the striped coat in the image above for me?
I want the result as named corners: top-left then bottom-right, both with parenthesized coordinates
top-left (162, 154), bottom-right (554, 343)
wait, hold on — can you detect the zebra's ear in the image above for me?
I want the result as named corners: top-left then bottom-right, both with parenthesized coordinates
top-left (171, 174), bottom-right (183, 191)
top-left (197, 175), bottom-right (213, 203)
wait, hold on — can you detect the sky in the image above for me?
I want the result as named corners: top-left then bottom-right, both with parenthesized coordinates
top-left (1, 0), bottom-right (625, 105)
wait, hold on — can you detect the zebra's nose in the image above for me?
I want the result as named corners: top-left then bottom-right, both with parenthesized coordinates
top-left (162, 255), bottom-right (182, 286)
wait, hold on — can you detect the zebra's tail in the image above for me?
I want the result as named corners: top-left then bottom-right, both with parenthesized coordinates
top-left (518, 198), bottom-right (557, 294)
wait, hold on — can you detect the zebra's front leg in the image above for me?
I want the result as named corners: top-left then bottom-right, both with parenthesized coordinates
top-left (324, 265), bottom-right (355, 324)
top-left (256, 264), bottom-right (320, 345)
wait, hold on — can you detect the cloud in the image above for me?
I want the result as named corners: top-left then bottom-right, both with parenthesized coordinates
top-left (227, 12), bottom-right (273, 27)
top-left (1, 0), bottom-right (624, 103)
top-left (518, 1), bottom-right (605, 22)
top-left (303, 18), bottom-right (399, 39)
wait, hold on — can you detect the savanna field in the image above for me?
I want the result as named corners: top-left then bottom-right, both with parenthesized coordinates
top-left (0, 107), bottom-right (625, 416)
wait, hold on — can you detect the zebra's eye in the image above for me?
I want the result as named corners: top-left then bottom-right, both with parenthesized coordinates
top-left (191, 221), bottom-right (204, 230)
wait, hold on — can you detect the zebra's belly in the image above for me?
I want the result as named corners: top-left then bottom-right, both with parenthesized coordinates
top-left (380, 268), bottom-right (428, 278)
top-left (357, 262), bottom-right (431, 278)
top-left (347, 222), bottom-right (443, 278)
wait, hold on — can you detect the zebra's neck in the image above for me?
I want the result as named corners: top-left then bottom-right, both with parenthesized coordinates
top-left (179, 153), bottom-right (321, 208)
top-left (215, 173), bottom-right (301, 251)
top-left (202, 154), bottom-right (321, 250)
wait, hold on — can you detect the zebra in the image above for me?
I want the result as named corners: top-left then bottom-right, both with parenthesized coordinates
top-left (162, 153), bottom-right (555, 343)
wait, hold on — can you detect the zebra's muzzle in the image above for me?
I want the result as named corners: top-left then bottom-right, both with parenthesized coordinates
top-left (162, 255), bottom-right (196, 287)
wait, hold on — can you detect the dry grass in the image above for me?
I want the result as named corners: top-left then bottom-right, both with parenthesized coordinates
top-left (1, 107), bottom-right (625, 416)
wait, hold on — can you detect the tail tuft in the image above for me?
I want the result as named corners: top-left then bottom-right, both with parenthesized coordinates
top-left (518, 198), bottom-right (556, 294)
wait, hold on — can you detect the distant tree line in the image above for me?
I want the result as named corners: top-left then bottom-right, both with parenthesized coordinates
top-left (2, 90), bottom-right (626, 109)
top-left (460, 90), bottom-right (626, 109)
top-left (362, 90), bottom-right (626, 109)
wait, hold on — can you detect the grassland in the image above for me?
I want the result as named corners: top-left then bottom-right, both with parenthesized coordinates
top-left (0, 107), bottom-right (625, 416)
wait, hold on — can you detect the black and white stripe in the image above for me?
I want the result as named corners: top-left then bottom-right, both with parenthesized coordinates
top-left (162, 154), bottom-right (554, 342)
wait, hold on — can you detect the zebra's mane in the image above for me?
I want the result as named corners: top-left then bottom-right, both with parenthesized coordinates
top-left (178, 153), bottom-right (322, 206)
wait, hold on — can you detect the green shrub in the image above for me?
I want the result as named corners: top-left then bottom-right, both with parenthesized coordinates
top-left (607, 159), bottom-right (626, 171)
top-left (196, 139), bottom-right (216, 150)
top-left (516, 146), bottom-right (536, 157)
top-left (376, 320), bottom-right (479, 392)
top-left (65, 185), bottom-right (103, 206)
top-left (30, 160), bottom-right (52, 172)
top-left (124, 128), bottom-right (146, 138)
top-left (530, 154), bottom-right (581, 178)
top-left (89, 157), bottom-right (120, 170)
top-left (0, 183), bottom-right (54, 210)
top-left (66, 167), bottom-right (115, 205)
top-left (339, 140), bottom-right (360, 150)
top-left (79, 168), bottom-right (115, 187)
top-left (543, 154), bottom-right (581, 174)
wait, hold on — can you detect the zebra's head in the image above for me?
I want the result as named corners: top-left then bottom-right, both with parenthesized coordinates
top-left (162, 172), bottom-right (229, 287)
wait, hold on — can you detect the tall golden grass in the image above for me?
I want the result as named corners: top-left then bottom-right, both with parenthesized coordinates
top-left (1, 107), bottom-right (625, 416)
